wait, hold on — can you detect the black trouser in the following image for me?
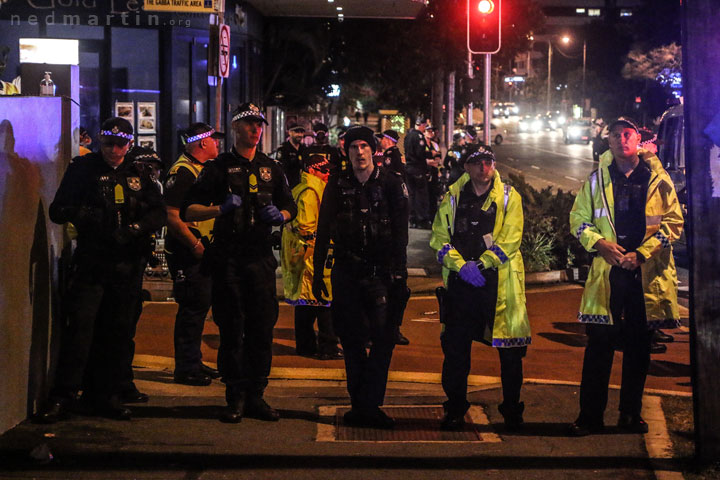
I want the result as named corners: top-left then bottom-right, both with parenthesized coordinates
top-left (441, 270), bottom-right (526, 416)
top-left (578, 267), bottom-right (653, 425)
top-left (331, 263), bottom-right (396, 411)
top-left (211, 252), bottom-right (278, 404)
top-left (294, 305), bottom-right (338, 356)
top-left (406, 170), bottom-right (430, 224)
top-left (51, 258), bottom-right (144, 403)
top-left (167, 256), bottom-right (212, 375)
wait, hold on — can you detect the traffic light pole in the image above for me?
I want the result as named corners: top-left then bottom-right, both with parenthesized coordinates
top-left (467, 50), bottom-right (474, 127)
top-left (483, 53), bottom-right (492, 146)
top-left (683, 0), bottom-right (720, 461)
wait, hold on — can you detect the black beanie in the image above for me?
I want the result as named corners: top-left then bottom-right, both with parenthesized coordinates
top-left (343, 126), bottom-right (377, 154)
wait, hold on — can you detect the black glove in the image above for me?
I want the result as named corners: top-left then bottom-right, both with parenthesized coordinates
top-left (113, 223), bottom-right (141, 245)
top-left (72, 206), bottom-right (104, 231)
top-left (312, 275), bottom-right (329, 305)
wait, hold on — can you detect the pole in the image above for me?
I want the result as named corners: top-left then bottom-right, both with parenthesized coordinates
top-left (467, 49), bottom-right (474, 127)
top-left (446, 70), bottom-right (456, 151)
top-left (483, 54), bottom-right (492, 146)
top-left (582, 39), bottom-right (587, 110)
top-left (214, 0), bottom-right (225, 133)
top-left (546, 42), bottom-right (552, 113)
top-left (683, 0), bottom-right (720, 461)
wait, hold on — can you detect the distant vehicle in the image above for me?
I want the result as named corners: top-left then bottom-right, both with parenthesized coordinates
top-left (518, 115), bottom-right (542, 133)
top-left (564, 119), bottom-right (592, 144)
top-left (478, 123), bottom-right (506, 145)
top-left (656, 103), bottom-right (685, 203)
top-left (493, 102), bottom-right (519, 118)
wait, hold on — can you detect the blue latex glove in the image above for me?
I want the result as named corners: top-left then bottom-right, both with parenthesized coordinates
top-left (219, 194), bottom-right (243, 215)
top-left (458, 261), bottom-right (486, 287)
top-left (259, 205), bottom-right (285, 225)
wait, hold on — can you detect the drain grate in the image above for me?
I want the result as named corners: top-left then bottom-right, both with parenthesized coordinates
top-left (316, 405), bottom-right (501, 443)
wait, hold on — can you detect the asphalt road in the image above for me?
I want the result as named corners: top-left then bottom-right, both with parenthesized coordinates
top-left (492, 124), bottom-right (596, 193)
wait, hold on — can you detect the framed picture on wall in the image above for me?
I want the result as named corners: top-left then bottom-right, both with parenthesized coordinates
top-left (115, 101), bottom-right (134, 127)
top-left (137, 135), bottom-right (156, 151)
top-left (137, 102), bottom-right (156, 134)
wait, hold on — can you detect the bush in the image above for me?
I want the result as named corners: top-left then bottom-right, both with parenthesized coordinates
top-left (506, 173), bottom-right (591, 272)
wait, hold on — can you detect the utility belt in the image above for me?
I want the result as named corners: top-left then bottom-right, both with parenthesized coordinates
top-left (335, 252), bottom-right (389, 278)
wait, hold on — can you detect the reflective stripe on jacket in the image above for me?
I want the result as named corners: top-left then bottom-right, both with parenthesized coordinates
top-left (430, 171), bottom-right (530, 347)
top-left (281, 171), bottom-right (333, 306)
top-left (569, 149), bottom-right (684, 328)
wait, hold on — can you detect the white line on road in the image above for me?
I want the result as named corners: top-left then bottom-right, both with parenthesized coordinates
top-left (523, 145), bottom-right (596, 164)
top-left (564, 175), bottom-right (580, 182)
top-left (531, 165), bottom-right (540, 170)
top-left (507, 157), bottom-right (516, 161)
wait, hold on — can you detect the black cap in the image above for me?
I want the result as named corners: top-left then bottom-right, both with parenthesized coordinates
top-left (415, 115), bottom-right (429, 126)
top-left (382, 129), bottom-right (399, 143)
top-left (181, 122), bottom-right (224, 145)
top-left (337, 125), bottom-right (349, 138)
top-left (287, 121), bottom-right (305, 133)
top-left (127, 145), bottom-right (163, 165)
top-left (608, 116), bottom-right (640, 134)
top-left (343, 126), bottom-right (377, 154)
top-left (313, 122), bottom-right (328, 133)
top-left (99, 117), bottom-right (133, 145)
top-left (463, 145), bottom-right (495, 164)
top-left (231, 102), bottom-right (268, 124)
top-left (465, 125), bottom-right (477, 140)
top-left (453, 132), bottom-right (464, 142)
top-left (638, 127), bottom-right (657, 146)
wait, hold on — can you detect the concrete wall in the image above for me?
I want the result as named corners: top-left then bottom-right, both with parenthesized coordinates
top-left (0, 95), bottom-right (77, 434)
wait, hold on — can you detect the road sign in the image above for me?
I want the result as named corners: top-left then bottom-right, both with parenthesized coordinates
top-left (144, 0), bottom-right (218, 13)
top-left (218, 24), bottom-right (231, 78)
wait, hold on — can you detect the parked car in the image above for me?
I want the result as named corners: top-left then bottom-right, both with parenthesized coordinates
top-left (476, 123), bottom-right (507, 145)
top-left (564, 119), bottom-right (593, 144)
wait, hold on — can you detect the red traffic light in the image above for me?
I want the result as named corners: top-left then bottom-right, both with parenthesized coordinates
top-left (467, 0), bottom-right (501, 54)
top-left (478, 0), bottom-right (494, 14)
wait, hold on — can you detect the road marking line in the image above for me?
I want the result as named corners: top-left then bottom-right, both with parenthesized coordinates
top-left (507, 157), bottom-right (516, 161)
top-left (531, 165), bottom-right (540, 170)
top-left (564, 175), bottom-right (580, 182)
top-left (525, 145), bottom-right (596, 163)
top-left (643, 395), bottom-right (684, 480)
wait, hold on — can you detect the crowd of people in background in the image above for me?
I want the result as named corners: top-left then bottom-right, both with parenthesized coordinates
top-left (36, 106), bottom-right (682, 438)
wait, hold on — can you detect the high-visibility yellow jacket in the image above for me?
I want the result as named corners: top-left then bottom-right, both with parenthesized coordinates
top-left (430, 171), bottom-right (530, 347)
top-left (281, 171), bottom-right (332, 306)
top-left (569, 149), bottom-right (684, 328)
top-left (166, 154), bottom-right (214, 240)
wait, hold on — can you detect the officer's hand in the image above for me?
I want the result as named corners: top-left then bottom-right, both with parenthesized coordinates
top-left (259, 205), bottom-right (285, 226)
top-left (595, 238), bottom-right (626, 267)
top-left (458, 261), bottom-right (486, 288)
top-left (113, 225), bottom-right (139, 245)
top-left (312, 276), bottom-right (329, 305)
top-left (73, 206), bottom-right (104, 230)
top-left (219, 194), bottom-right (243, 215)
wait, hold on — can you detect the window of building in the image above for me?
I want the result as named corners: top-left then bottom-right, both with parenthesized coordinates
top-left (588, 9), bottom-right (601, 16)
top-left (620, 9), bottom-right (633, 17)
top-left (576, 8), bottom-right (586, 14)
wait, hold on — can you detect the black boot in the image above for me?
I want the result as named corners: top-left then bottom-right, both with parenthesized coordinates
top-left (220, 395), bottom-right (245, 424)
top-left (498, 401), bottom-right (524, 429)
top-left (35, 399), bottom-right (69, 424)
top-left (653, 330), bottom-right (674, 343)
top-left (244, 395), bottom-right (280, 421)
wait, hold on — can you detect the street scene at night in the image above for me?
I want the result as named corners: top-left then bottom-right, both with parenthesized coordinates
top-left (1, 0), bottom-right (718, 478)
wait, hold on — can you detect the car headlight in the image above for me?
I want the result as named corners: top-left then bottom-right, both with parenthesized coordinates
top-left (493, 109), bottom-right (500, 115)
top-left (531, 120), bottom-right (542, 131)
top-left (558, 116), bottom-right (566, 125)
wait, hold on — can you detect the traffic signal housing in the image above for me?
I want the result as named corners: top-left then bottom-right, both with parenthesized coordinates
top-left (467, 0), bottom-right (501, 54)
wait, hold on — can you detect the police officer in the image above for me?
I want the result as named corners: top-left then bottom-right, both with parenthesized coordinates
top-left (378, 129), bottom-right (405, 179)
top-left (568, 117), bottom-right (684, 436)
top-left (182, 103), bottom-right (297, 423)
top-left (313, 126), bottom-right (409, 429)
top-left (164, 123), bottom-right (224, 386)
top-left (39, 117), bottom-right (166, 423)
top-left (403, 116), bottom-right (435, 228)
top-left (300, 122), bottom-right (341, 176)
top-left (430, 146), bottom-right (530, 431)
top-left (444, 132), bottom-right (468, 186)
top-left (275, 121), bottom-right (305, 188)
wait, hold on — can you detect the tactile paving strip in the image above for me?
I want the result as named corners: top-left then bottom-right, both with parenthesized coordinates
top-left (316, 405), bottom-right (501, 443)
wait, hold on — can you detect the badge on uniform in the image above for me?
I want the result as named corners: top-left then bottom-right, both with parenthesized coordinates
top-left (401, 182), bottom-right (409, 198)
top-left (166, 175), bottom-right (176, 189)
top-left (127, 177), bottom-right (141, 191)
top-left (259, 166), bottom-right (272, 182)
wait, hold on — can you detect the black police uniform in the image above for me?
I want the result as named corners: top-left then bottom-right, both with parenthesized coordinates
top-left (403, 128), bottom-right (434, 225)
top-left (314, 165), bottom-right (409, 413)
top-left (382, 145), bottom-right (405, 179)
top-left (579, 159), bottom-right (653, 426)
top-left (48, 152), bottom-right (166, 410)
top-left (442, 182), bottom-right (526, 419)
top-left (275, 141), bottom-right (304, 189)
top-left (444, 143), bottom-right (468, 186)
top-left (163, 153), bottom-right (213, 380)
top-left (182, 147), bottom-right (296, 407)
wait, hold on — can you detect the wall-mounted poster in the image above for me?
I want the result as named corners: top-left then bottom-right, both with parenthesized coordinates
top-left (115, 101), bottom-right (134, 126)
top-left (137, 102), bottom-right (156, 134)
top-left (138, 135), bottom-right (157, 151)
